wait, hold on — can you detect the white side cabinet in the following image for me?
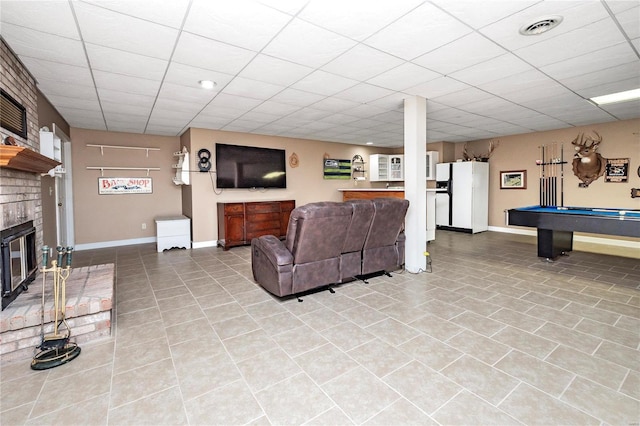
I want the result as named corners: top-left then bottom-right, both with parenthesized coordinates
top-left (155, 215), bottom-right (191, 252)
top-left (370, 154), bottom-right (404, 181)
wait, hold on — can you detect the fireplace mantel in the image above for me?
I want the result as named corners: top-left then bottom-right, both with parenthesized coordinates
top-left (0, 145), bottom-right (60, 174)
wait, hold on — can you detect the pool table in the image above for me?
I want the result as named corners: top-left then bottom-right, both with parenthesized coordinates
top-left (507, 205), bottom-right (640, 259)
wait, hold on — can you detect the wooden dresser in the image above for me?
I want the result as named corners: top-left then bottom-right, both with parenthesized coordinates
top-left (217, 200), bottom-right (295, 250)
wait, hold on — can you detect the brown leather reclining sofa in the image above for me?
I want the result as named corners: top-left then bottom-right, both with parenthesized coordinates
top-left (251, 197), bottom-right (409, 298)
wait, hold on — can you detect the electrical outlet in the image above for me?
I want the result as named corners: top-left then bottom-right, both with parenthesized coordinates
top-left (141, 223), bottom-right (147, 230)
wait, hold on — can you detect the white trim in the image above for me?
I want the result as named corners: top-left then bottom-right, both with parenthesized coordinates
top-left (75, 237), bottom-right (156, 251)
top-left (489, 226), bottom-right (640, 249)
top-left (192, 240), bottom-right (218, 249)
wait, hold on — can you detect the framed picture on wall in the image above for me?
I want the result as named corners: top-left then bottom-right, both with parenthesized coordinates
top-left (500, 170), bottom-right (526, 189)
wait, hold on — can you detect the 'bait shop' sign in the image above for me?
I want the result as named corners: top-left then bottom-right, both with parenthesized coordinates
top-left (98, 177), bottom-right (153, 194)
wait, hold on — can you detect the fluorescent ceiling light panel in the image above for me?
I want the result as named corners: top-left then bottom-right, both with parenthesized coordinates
top-left (589, 88), bottom-right (640, 105)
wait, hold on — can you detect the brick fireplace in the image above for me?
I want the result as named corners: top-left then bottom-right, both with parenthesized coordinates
top-left (1, 220), bottom-right (37, 310)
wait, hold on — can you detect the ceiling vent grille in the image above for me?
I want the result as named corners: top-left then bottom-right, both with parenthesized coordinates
top-left (519, 15), bottom-right (563, 36)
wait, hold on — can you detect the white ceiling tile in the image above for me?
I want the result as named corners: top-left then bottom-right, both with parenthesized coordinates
top-left (97, 88), bottom-right (155, 108)
top-left (430, 0), bottom-right (538, 29)
top-left (106, 122), bottom-right (147, 134)
top-left (364, 2), bottom-right (472, 60)
top-left (479, 1), bottom-right (609, 51)
top-left (341, 104), bottom-right (388, 119)
top-left (185, 0), bottom-right (291, 51)
top-left (268, 88), bottom-right (326, 107)
top-left (257, 0), bottom-right (308, 15)
top-left (322, 44), bottom-right (405, 82)
top-left (300, 0), bottom-right (422, 41)
top-left (262, 18), bottom-right (357, 68)
top-left (407, 76), bottom-right (471, 99)
top-left (515, 18), bottom-right (628, 68)
top-left (449, 54), bottom-right (531, 86)
top-left (236, 111), bottom-right (282, 124)
top-left (101, 101), bottom-right (152, 117)
top-left (333, 83), bottom-right (395, 104)
top-left (250, 101), bottom-right (301, 116)
top-left (598, 99), bottom-right (640, 120)
top-left (85, 44), bottom-right (168, 81)
top-left (291, 71), bottom-right (359, 96)
top-left (0, 24), bottom-right (87, 67)
top-left (173, 32), bottom-right (256, 75)
top-left (286, 107), bottom-right (333, 121)
top-left (540, 42), bottom-right (636, 80)
top-left (20, 57), bottom-right (93, 87)
top-left (80, 0), bottom-right (191, 29)
top-left (93, 70), bottom-right (161, 97)
top-left (0, 0), bottom-right (80, 39)
top-left (36, 79), bottom-right (98, 99)
top-left (152, 98), bottom-right (208, 118)
top-left (222, 77), bottom-right (285, 100)
top-left (69, 118), bottom-right (108, 131)
top-left (222, 120), bottom-right (263, 132)
top-left (163, 62), bottom-right (234, 90)
top-left (45, 94), bottom-right (101, 112)
top-left (413, 33), bottom-right (507, 75)
top-left (477, 70), bottom-right (552, 97)
top-left (188, 116), bottom-right (234, 129)
top-left (73, 2), bottom-right (179, 60)
top-left (563, 62), bottom-right (640, 95)
top-left (157, 82), bottom-right (218, 106)
top-left (367, 62), bottom-right (440, 92)
top-left (239, 54), bottom-right (313, 86)
top-left (309, 97), bottom-right (361, 113)
top-left (614, 4), bottom-right (640, 39)
top-left (205, 93), bottom-right (263, 113)
top-left (576, 76), bottom-right (640, 100)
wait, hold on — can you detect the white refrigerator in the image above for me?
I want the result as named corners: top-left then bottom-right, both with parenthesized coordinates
top-left (435, 161), bottom-right (489, 233)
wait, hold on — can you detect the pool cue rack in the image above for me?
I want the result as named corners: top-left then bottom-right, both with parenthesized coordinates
top-left (536, 144), bottom-right (567, 207)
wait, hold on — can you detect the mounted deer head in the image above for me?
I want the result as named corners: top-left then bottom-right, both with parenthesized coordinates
top-left (462, 139), bottom-right (499, 162)
top-left (571, 131), bottom-right (606, 187)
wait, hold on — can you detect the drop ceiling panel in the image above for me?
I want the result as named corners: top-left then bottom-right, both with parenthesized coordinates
top-left (334, 83), bottom-right (395, 104)
top-left (20, 57), bottom-right (93, 86)
top-left (222, 77), bottom-right (286, 100)
top-left (366, 63), bottom-right (440, 92)
top-left (185, 0), bottom-right (291, 51)
top-left (262, 18), bottom-right (357, 68)
top-left (0, 0), bottom-right (79, 39)
top-left (45, 94), bottom-right (101, 112)
top-left (81, 0), bottom-right (191, 29)
top-left (268, 88), bottom-right (326, 107)
top-left (429, 0), bottom-right (537, 30)
top-left (449, 54), bottom-right (532, 87)
top-left (614, 4), bottom-right (640, 39)
top-left (163, 62), bottom-right (234, 90)
top-left (322, 44), bottom-right (405, 82)
top-left (73, 2), bottom-right (179, 60)
top-left (364, 2), bottom-right (472, 60)
top-left (238, 54), bottom-right (313, 86)
top-left (540, 42), bottom-right (637, 80)
top-left (299, 0), bottom-right (422, 41)
top-left (93, 70), bottom-right (161, 97)
top-left (85, 44), bottom-right (168, 81)
top-left (291, 71), bottom-right (359, 96)
top-left (172, 32), bottom-right (256, 75)
top-left (1, 24), bottom-right (87, 67)
top-left (97, 88), bottom-right (155, 108)
top-left (250, 101), bottom-right (301, 116)
top-left (36, 80), bottom-right (98, 100)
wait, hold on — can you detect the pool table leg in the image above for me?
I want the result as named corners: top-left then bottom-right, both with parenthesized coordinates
top-left (537, 228), bottom-right (573, 260)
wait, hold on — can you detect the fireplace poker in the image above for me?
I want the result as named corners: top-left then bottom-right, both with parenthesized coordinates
top-left (31, 246), bottom-right (81, 370)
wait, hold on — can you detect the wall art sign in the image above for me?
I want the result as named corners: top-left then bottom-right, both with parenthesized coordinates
top-left (500, 170), bottom-right (527, 189)
top-left (98, 177), bottom-right (153, 194)
top-left (323, 159), bottom-right (351, 180)
top-left (605, 158), bottom-right (629, 183)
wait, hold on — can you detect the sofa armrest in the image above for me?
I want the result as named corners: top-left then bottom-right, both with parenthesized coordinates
top-left (252, 235), bottom-right (293, 267)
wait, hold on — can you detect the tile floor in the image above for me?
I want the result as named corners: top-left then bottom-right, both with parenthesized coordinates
top-left (1, 231), bottom-right (639, 425)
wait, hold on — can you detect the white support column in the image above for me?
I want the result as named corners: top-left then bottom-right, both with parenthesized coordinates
top-left (403, 96), bottom-right (427, 273)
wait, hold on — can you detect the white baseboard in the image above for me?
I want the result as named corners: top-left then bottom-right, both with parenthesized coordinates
top-left (75, 237), bottom-right (157, 251)
top-left (192, 240), bottom-right (218, 249)
top-left (489, 226), bottom-right (640, 249)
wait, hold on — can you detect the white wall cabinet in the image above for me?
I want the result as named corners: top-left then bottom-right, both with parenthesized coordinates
top-left (155, 215), bottom-right (191, 252)
top-left (426, 151), bottom-right (438, 180)
top-left (369, 154), bottom-right (404, 181)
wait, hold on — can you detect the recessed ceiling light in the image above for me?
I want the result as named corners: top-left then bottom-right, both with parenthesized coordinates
top-left (590, 88), bottom-right (640, 105)
top-left (199, 80), bottom-right (216, 89)
top-left (366, 142), bottom-right (374, 145)
top-left (519, 15), bottom-right (563, 36)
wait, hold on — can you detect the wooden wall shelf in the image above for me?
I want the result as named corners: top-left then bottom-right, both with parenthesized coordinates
top-left (0, 145), bottom-right (61, 173)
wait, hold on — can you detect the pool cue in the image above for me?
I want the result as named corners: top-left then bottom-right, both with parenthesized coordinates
top-left (560, 144), bottom-right (564, 207)
top-left (552, 142), bottom-right (557, 206)
top-left (539, 145), bottom-right (544, 206)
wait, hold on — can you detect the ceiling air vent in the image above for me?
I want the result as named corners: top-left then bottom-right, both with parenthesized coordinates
top-left (519, 15), bottom-right (563, 36)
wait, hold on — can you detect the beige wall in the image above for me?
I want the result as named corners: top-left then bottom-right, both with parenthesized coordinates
top-left (186, 128), bottom-right (391, 245)
top-left (69, 128), bottom-right (181, 245)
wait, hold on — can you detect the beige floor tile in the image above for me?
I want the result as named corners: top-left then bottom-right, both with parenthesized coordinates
top-left (446, 330), bottom-right (511, 365)
top-left (272, 324), bottom-right (330, 357)
top-left (500, 383), bottom-right (599, 425)
top-left (294, 343), bottom-right (359, 385)
top-left (243, 299), bottom-right (288, 319)
top-left (441, 355), bottom-right (519, 405)
top-left (113, 339), bottom-right (170, 374)
top-left (561, 376), bottom-right (640, 425)
top-left (546, 345), bottom-right (629, 390)
top-left (364, 318), bottom-right (421, 346)
top-left (323, 366), bottom-right (400, 424)
top-left (1, 402), bottom-right (33, 425)
top-left (256, 310), bottom-right (305, 335)
top-left (236, 347), bottom-right (301, 392)
top-left (320, 321), bottom-right (375, 352)
top-left (383, 360), bottom-right (461, 415)
top-left (492, 326), bottom-right (557, 359)
top-left (31, 363), bottom-right (112, 418)
top-left (525, 304), bottom-right (582, 328)
top-left (156, 293), bottom-right (197, 312)
top-left (594, 340), bottom-right (640, 372)
top-left (398, 334), bottom-right (463, 371)
top-left (0, 371), bottom-right (47, 412)
top-left (562, 302), bottom-right (621, 325)
top-left (340, 304), bottom-right (388, 328)
top-left (489, 308), bottom-right (546, 333)
top-left (432, 390), bottom-right (521, 425)
top-left (575, 318), bottom-right (640, 348)
top-left (202, 301), bottom-right (246, 324)
top-left (174, 352), bottom-right (241, 401)
top-left (534, 322), bottom-right (601, 354)
top-left (451, 311), bottom-right (506, 337)
top-left (418, 299), bottom-right (465, 320)
top-left (185, 379), bottom-right (264, 425)
top-left (347, 338), bottom-right (412, 378)
top-left (620, 370), bottom-right (640, 400)
top-left (164, 317), bottom-right (215, 346)
top-left (409, 314), bottom-right (464, 341)
top-left (495, 350), bottom-right (574, 397)
top-left (223, 329), bottom-right (277, 362)
top-left (256, 373), bottom-right (334, 425)
top-left (305, 406), bottom-right (355, 425)
top-left (109, 358), bottom-right (177, 409)
top-left (298, 306), bottom-right (347, 331)
top-left (211, 314), bottom-right (259, 340)
top-left (27, 394), bottom-right (110, 426)
top-left (364, 397), bottom-right (438, 425)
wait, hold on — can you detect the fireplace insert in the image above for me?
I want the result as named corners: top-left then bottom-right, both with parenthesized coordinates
top-left (1, 221), bottom-right (37, 310)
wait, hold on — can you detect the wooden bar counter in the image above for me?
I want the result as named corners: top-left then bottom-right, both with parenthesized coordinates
top-left (338, 188), bottom-right (405, 201)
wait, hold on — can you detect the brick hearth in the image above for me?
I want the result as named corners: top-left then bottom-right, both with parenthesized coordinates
top-left (0, 263), bottom-right (114, 364)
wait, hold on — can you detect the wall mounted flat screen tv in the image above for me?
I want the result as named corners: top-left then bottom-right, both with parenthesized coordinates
top-left (215, 143), bottom-right (287, 189)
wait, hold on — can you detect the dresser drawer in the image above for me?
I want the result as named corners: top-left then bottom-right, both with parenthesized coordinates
top-left (246, 202), bottom-right (280, 214)
top-left (223, 203), bottom-right (245, 214)
top-left (157, 235), bottom-right (190, 252)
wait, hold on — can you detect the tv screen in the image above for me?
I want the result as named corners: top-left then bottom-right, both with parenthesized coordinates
top-left (215, 143), bottom-right (287, 189)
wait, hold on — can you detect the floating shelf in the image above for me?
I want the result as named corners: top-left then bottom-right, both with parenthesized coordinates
top-left (0, 145), bottom-right (61, 173)
top-left (87, 144), bottom-right (160, 157)
top-left (86, 166), bottom-right (160, 176)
